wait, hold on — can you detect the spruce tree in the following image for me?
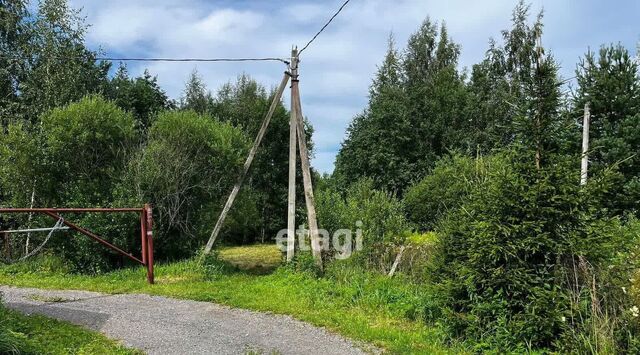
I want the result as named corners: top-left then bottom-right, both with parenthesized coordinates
top-left (335, 34), bottom-right (410, 194)
top-left (574, 44), bottom-right (640, 215)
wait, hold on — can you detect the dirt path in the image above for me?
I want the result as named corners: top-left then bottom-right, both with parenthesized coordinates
top-left (1, 286), bottom-right (374, 355)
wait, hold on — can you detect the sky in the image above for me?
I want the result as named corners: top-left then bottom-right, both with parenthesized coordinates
top-left (68, 0), bottom-right (640, 174)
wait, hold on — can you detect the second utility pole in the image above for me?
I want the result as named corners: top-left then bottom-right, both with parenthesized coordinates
top-left (289, 48), bottom-right (323, 270)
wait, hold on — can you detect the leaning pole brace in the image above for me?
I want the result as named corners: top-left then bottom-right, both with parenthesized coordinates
top-left (204, 71), bottom-right (292, 254)
top-left (291, 52), bottom-right (323, 270)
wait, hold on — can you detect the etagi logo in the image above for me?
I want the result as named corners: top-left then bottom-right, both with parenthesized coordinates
top-left (275, 221), bottom-right (363, 259)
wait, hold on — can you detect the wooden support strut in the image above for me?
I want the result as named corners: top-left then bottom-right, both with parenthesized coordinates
top-left (291, 58), bottom-right (323, 270)
top-left (204, 72), bottom-right (291, 254)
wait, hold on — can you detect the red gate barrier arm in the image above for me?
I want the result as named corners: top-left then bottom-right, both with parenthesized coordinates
top-left (0, 208), bottom-right (143, 213)
top-left (41, 211), bottom-right (144, 265)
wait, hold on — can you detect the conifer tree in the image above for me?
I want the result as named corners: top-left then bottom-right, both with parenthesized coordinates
top-left (574, 44), bottom-right (640, 214)
top-left (335, 34), bottom-right (410, 194)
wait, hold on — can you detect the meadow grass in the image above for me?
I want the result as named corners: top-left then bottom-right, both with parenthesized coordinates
top-left (0, 246), bottom-right (467, 354)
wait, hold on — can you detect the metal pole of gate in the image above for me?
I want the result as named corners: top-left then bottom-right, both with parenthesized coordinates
top-left (144, 204), bottom-right (155, 284)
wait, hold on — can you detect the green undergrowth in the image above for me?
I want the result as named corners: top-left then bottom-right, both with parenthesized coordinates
top-left (0, 304), bottom-right (138, 354)
top-left (0, 250), bottom-right (466, 354)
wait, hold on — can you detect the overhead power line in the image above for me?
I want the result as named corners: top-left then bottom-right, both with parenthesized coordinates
top-left (299, 0), bottom-right (351, 55)
top-left (0, 55), bottom-right (290, 64)
top-left (97, 57), bottom-right (290, 64)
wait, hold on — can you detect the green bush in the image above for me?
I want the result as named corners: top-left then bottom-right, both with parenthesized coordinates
top-left (316, 179), bottom-right (410, 272)
top-left (435, 150), bottom-right (640, 351)
top-left (39, 95), bottom-right (136, 205)
top-left (404, 154), bottom-right (495, 231)
top-left (125, 110), bottom-right (249, 259)
top-left (1, 96), bottom-right (139, 272)
top-left (391, 231), bottom-right (439, 282)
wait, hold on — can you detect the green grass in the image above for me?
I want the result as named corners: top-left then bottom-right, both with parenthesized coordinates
top-left (218, 244), bottom-right (282, 274)
top-left (0, 247), bottom-right (466, 354)
top-left (0, 305), bottom-right (139, 354)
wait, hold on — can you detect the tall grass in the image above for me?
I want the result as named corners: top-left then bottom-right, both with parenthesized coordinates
top-left (0, 294), bottom-right (22, 355)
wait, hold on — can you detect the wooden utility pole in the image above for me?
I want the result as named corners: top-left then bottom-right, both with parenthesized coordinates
top-left (286, 48), bottom-right (298, 262)
top-left (580, 102), bottom-right (591, 186)
top-left (291, 56), bottom-right (323, 270)
top-left (204, 72), bottom-right (291, 254)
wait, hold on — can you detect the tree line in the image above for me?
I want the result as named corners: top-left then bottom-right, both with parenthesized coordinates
top-left (0, 0), bottom-right (310, 270)
top-left (1, 0), bottom-right (640, 352)
top-left (321, 1), bottom-right (640, 352)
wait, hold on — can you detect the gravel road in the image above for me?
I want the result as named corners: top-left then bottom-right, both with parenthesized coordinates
top-left (1, 286), bottom-right (375, 355)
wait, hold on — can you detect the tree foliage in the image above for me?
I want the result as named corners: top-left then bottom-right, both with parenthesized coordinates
top-left (126, 110), bottom-right (248, 258)
top-left (0, 0), bottom-right (109, 125)
top-left (404, 154), bottom-right (495, 231)
top-left (106, 65), bottom-right (172, 133)
top-left (574, 44), bottom-right (640, 216)
top-left (335, 23), bottom-right (467, 194)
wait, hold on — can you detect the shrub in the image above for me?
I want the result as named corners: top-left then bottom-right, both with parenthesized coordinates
top-left (125, 110), bottom-right (249, 259)
top-left (435, 150), bottom-right (639, 351)
top-left (316, 179), bottom-right (410, 273)
top-left (404, 154), bottom-right (495, 231)
top-left (1, 96), bottom-right (138, 272)
top-left (392, 231), bottom-right (439, 282)
top-left (39, 95), bottom-right (136, 205)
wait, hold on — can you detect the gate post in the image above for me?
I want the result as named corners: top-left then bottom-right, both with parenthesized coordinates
top-left (144, 204), bottom-right (155, 284)
top-left (141, 210), bottom-right (148, 266)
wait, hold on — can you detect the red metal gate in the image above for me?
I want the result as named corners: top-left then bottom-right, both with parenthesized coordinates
top-left (0, 204), bottom-right (155, 284)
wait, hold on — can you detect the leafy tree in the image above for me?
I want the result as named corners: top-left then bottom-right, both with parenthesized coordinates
top-left (336, 22), bottom-right (467, 194)
top-left (209, 74), bottom-right (312, 244)
top-left (0, 0), bottom-right (29, 125)
top-left (463, 41), bottom-right (513, 154)
top-left (180, 69), bottom-right (213, 115)
top-left (1, 96), bottom-right (138, 271)
top-left (404, 21), bottom-right (467, 171)
top-left (464, 1), bottom-right (563, 164)
top-left (18, 0), bottom-right (110, 122)
top-left (38, 95), bottom-right (136, 206)
top-left (574, 44), bottom-right (640, 215)
top-left (107, 65), bottom-right (172, 133)
top-left (126, 110), bottom-right (249, 258)
top-left (2, 95), bottom-right (135, 208)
